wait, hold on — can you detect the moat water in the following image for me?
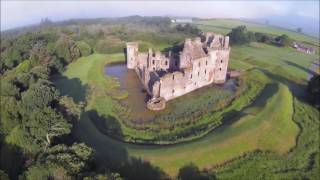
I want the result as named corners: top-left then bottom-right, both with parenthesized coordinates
top-left (104, 63), bottom-right (237, 121)
top-left (104, 63), bottom-right (158, 120)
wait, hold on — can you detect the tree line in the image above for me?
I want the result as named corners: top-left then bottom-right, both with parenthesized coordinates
top-left (228, 25), bottom-right (292, 47)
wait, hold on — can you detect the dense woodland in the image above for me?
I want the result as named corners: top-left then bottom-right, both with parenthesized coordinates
top-left (0, 16), bottom-right (319, 180)
top-left (0, 16), bottom-right (214, 180)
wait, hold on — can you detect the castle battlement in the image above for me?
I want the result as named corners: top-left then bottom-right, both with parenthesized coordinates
top-left (126, 32), bottom-right (231, 110)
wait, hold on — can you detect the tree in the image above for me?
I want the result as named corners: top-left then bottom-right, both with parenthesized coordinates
top-left (29, 42), bottom-right (52, 66)
top-left (0, 96), bottom-right (20, 134)
top-left (275, 34), bottom-right (292, 47)
top-left (0, 80), bottom-right (20, 97)
top-left (55, 35), bottom-right (81, 63)
top-left (21, 80), bottom-right (58, 112)
top-left (227, 26), bottom-right (250, 45)
top-left (30, 65), bottom-right (50, 80)
top-left (76, 41), bottom-right (92, 57)
top-left (37, 143), bottom-right (93, 175)
top-left (26, 107), bottom-right (71, 147)
top-left (25, 164), bottom-right (70, 180)
top-left (58, 96), bottom-right (84, 122)
top-left (175, 23), bottom-right (201, 35)
top-left (1, 48), bottom-right (22, 68)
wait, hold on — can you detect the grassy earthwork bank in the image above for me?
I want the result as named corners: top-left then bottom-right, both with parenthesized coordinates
top-left (53, 46), bottom-right (307, 176)
top-left (53, 19), bottom-right (319, 178)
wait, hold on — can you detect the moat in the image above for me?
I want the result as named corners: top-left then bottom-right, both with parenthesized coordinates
top-left (104, 63), bottom-right (237, 121)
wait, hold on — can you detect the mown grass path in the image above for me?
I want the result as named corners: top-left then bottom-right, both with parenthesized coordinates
top-left (54, 52), bottom-right (300, 176)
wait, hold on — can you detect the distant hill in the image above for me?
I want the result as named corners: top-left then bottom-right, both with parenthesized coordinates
top-left (247, 15), bottom-right (319, 38)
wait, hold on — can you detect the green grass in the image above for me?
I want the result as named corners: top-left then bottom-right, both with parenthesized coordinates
top-left (52, 20), bottom-right (319, 177)
top-left (229, 42), bottom-right (317, 81)
top-left (56, 52), bottom-right (273, 145)
top-left (215, 99), bottom-right (319, 179)
top-left (54, 53), bottom-right (299, 177)
top-left (127, 83), bottom-right (298, 176)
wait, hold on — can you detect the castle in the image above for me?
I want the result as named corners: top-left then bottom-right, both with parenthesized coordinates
top-left (126, 32), bottom-right (231, 110)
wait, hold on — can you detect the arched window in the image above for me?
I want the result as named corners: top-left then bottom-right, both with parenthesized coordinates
top-left (153, 60), bottom-right (155, 65)
top-left (190, 74), bottom-right (192, 79)
top-left (165, 61), bottom-right (168, 65)
top-left (220, 68), bottom-right (222, 71)
top-left (206, 61), bottom-right (208, 65)
top-left (198, 71), bottom-right (200, 76)
top-left (172, 89), bottom-right (175, 93)
top-left (205, 69), bottom-right (207, 74)
top-left (198, 62), bottom-right (201, 67)
top-left (221, 60), bottom-right (223, 63)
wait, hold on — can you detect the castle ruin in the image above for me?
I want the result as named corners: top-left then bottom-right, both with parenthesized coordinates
top-left (126, 32), bottom-right (231, 110)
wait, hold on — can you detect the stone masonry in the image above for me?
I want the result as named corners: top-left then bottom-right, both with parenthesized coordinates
top-left (126, 32), bottom-right (231, 110)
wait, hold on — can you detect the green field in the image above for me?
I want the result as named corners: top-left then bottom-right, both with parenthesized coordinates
top-left (53, 19), bottom-right (319, 178)
top-left (193, 19), bottom-right (319, 46)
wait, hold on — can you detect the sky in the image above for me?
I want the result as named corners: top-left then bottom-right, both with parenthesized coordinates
top-left (1, 1), bottom-right (319, 32)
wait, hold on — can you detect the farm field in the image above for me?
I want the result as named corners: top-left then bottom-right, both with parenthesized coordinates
top-left (52, 19), bottom-right (319, 178)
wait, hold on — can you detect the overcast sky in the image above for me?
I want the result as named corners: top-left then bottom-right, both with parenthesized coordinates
top-left (1, 1), bottom-right (319, 31)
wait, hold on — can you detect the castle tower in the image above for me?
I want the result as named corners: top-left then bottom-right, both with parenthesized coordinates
top-left (126, 42), bottom-right (138, 69)
top-left (211, 48), bottom-right (230, 84)
top-left (224, 36), bottom-right (229, 48)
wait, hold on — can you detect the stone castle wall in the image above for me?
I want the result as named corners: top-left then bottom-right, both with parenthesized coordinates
top-left (126, 32), bottom-right (231, 110)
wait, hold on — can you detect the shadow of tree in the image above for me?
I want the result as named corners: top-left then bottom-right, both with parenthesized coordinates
top-left (284, 60), bottom-right (316, 77)
top-left (258, 68), bottom-right (316, 108)
top-left (178, 163), bottom-right (216, 180)
top-left (0, 137), bottom-right (25, 180)
top-left (245, 83), bottom-right (279, 109)
top-left (78, 110), bottom-right (170, 180)
top-left (88, 110), bottom-right (124, 140)
top-left (119, 157), bottom-right (169, 180)
top-left (53, 75), bottom-right (89, 103)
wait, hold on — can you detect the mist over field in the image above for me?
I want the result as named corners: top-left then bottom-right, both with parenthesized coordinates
top-left (1, 1), bottom-right (319, 37)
